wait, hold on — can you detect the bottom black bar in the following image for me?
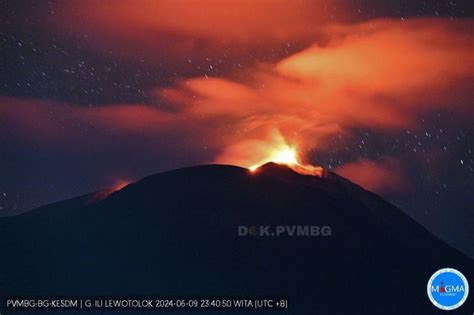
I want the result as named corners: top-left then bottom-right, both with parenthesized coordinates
top-left (4, 297), bottom-right (289, 311)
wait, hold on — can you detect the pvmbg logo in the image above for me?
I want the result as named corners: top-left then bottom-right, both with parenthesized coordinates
top-left (427, 268), bottom-right (469, 310)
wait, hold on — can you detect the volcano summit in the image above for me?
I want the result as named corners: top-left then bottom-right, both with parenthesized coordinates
top-left (0, 163), bottom-right (472, 314)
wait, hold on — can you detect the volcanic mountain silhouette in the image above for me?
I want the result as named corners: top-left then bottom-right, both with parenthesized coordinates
top-left (1, 163), bottom-right (473, 314)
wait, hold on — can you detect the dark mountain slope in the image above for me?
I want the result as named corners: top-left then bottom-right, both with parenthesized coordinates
top-left (1, 163), bottom-right (472, 314)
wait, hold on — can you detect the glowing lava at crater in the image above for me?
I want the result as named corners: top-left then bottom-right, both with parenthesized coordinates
top-left (249, 145), bottom-right (325, 178)
top-left (89, 179), bottom-right (131, 203)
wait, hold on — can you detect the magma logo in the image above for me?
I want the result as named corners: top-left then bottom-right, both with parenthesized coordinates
top-left (427, 268), bottom-right (469, 310)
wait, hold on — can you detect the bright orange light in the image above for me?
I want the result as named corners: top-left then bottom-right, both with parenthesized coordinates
top-left (88, 179), bottom-right (131, 203)
top-left (249, 165), bottom-right (259, 172)
top-left (248, 143), bottom-right (299, 171)
top-left (111, 179), bottom-right (130, 192)
top-left (248, 141), bottom-right (325, 177)
top-left (271, 147), bottom-right (299, 165)
top-left (215, 130), bottom-right (325, 177)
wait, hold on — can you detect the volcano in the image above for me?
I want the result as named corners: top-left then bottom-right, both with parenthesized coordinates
top-left (1, 163), bottom-right (472, 314)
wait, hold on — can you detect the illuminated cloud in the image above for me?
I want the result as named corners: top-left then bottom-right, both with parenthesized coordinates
top-left (334, 158), bottom-right (411, 194)
top-left (42, 0), bottom-right (349, 66)
top-left (158, 19), bottom-right (473, 167)
top-left (2, 18), bottom-right (473, 182)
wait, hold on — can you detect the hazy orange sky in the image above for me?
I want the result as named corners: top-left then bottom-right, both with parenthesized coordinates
top-left (8, 2), bottom-right (472, 192)
top-left (1, 1), bottom-right (473, 221)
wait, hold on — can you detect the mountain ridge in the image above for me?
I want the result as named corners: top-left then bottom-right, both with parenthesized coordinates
top-left (1, 163), bottom-right (472, 314)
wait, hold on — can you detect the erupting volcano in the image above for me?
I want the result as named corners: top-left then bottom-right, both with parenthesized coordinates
top-left (248, 143), bottom-right (325, 178)
top-left (1, 163), bottom-right (472, 314)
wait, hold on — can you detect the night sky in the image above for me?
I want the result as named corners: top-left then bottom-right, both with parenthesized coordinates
top-left (1, 1), bottom-right (473, 256)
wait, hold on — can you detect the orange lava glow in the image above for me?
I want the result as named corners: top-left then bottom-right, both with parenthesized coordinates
top-left (247, 138), bottom-right (325, 177)
top-left (111, 180), bottom-right (130, 192)
top-left (249, 145), bottom-right (298, 171)
top-left (88, 179), bottom-right (131, 203)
